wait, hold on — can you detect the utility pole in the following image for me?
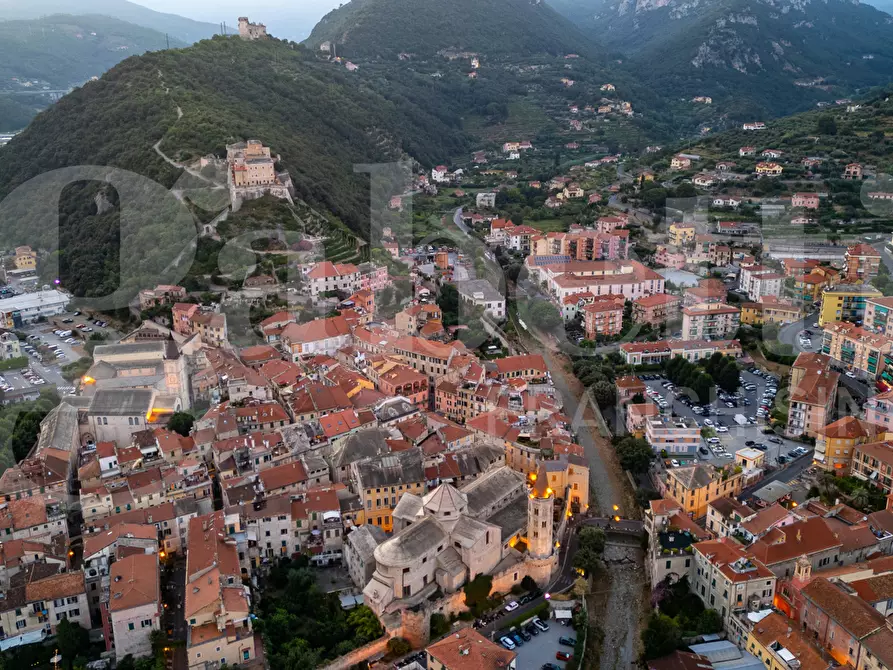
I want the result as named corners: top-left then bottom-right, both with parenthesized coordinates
top-left (165, 33), bottom-right (170, 49)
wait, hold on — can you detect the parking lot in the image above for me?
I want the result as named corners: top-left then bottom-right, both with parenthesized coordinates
top-left (642, 367), bottom-right (811, 468)
top-left (495, 613), bottom-right (576, 669)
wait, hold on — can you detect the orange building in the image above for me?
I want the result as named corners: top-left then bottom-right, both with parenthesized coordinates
top-left (582, 294), bottom-right (625, 339)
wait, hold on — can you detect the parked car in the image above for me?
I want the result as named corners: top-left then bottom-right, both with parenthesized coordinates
top-left (512, 634), bottom-right (524, 647)
top-left (518, 629), bottom-right (532, 642)
top-left (559, 637), bottom-right (577, 647)
top-left (505, 601), bottom-right (519, 612)
top-left (768, 437), bottom-right (782, 444)
top-left (533, 618), bottom-right (550, 632)
top-left (500, 637), bottom-right (516, 650)
top-left (556, 652), bottom-right (572, 661)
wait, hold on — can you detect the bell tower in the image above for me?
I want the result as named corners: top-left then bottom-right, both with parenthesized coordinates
top-left (527, 462), bottom-right (554, 560)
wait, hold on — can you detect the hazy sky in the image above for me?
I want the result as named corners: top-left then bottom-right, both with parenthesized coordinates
top-left (133, 0), bottom-right (345, 40)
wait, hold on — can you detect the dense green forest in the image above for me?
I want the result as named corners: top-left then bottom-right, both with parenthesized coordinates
top-left (306, 0), bottom-right (605, 60)
top-left (0, 389), bottom-right (61, 473)
top-left (0, 36), bottom-right (481, 299)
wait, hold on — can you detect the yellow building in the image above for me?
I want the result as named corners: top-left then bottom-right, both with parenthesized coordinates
top-left (666, 464), bottom-right (743, 518)
top-left (14, 245), bottom-right (36, 270)
top-left (819, 284), bottom-right (882, 326)
top-left (746, 612), bottom-right (829, 670)
top-left (668, 223), bottom-right (696, 246)
top-left (740, 303), bottom-right (762, 325)
top-left (814, 416), bottom-right (889, 473)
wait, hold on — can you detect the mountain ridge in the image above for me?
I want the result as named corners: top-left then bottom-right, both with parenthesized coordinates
top-left (0, 0), bottom-right (219, 43)
top-left (305, 0), bottom-right (606, 60)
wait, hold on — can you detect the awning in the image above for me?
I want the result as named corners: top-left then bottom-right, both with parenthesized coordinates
top-left (554, 610), bottom-right (573, 620)
top-left (0, 628), bottom-right (46, 650)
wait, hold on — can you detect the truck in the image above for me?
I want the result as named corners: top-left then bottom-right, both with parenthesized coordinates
top-left (734, 414), bottom-right (748, 426)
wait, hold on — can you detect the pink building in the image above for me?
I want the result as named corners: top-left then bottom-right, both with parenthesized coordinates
top-left (654, 245), bottom-right (686, 270)
top-left (595, 216), bottom-right (628, 233)
top-left (172, 303), bottom-right (199, 336)
top-left (864, 390), bottom-right (893, 429)
top-left (357, 262), bottom-right (390, 292)
top-left (792, 193), bottom-right (820, 210)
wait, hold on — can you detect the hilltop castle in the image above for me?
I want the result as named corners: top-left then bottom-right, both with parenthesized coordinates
top-left (238, 17), bottom-right (267, 40)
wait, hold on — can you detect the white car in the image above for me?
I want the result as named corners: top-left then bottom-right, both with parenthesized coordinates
top-left (505, 601), bottom-right (519, 612)
top-left (703, 419), bottom-right (714, 427)
top-left (845, 371), bottom-right (856, 379)
top-left (716, 426), bottom-right (729, 433)
top-left (670, 459), bottom-right (680, 467)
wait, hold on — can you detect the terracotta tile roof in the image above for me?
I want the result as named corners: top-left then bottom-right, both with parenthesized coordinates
top-left (426, 627), bottom-right (516, 670)
top-left (816, 417), bottom-right (885, 440)
top-left (185, 566), bottom-right (221, 618)
top-left (109, 553), bottom-right (159, 611)
top-left (281, 316), bottom-right (351, 345)
top-left (863, 627), bottom-right (893, 669)
top-left (749, 613), bottom-right (830, 670)
top-left (649, 498), bottom-right (682, 516)
top-left (802, 577), bottom-right (885, 638)
top-left (739, 503), bottom-right (791, 536)
top-left (616, 375), bottom-right (646, 390)
top-left (493, 354), bottom-right (547, 375)
top-left (693, 538), bottom-right (775, 582)
top-left (186, 511), bottom-right (240, 579)
top-left (84, 523), bottom-right (158, 558)
top-left (8, 496), bottom-right (47, 529)
top-left (749, 518), bottom-right (841, 566)
top-left (851, 573), bottom-right (893, 604)
top-left (25, 570), bottom-right (85, 602)
top-left (635, 293), bottom-right (681, 307)
top-left (258, 461), bottom-right (308, 492)
top-left (319, 409), bottom-right (361, 438)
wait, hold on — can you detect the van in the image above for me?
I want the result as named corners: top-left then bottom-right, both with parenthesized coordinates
top-left (59, 330), bottom-right (72, 338)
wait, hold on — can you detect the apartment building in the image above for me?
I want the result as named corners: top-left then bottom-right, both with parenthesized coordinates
top-left (524, 257), bottom-right (665, 303)
top-left (786, 353), bottom-right (839, 438)
top-left (844, 243), bottom-right (882, 284)
top-left (691, 538), bottom-right (776, 625)
top-left (582, 294), bottom-right (625, 338)
top-left (739, 265), bottom-right (784, 301)
top-left (633, 293), bottom-right (682, 326)
top-left (864, 297), bottom-right (893, 338)
top-left (864, 389), bottom-right (893, 428)
top-left (426, 627), bottom-right (516, 669)
top-left (644, 498), bottom-right (712, 588)
top-left (851, 441), bottom-right (893, 494)
top-left (740, 297), bottom-right (803, 327)
top-left (666, 465), bottom-right (744, 518)
top-left (0, 567), bottom-right (91, 641)
top-left (304, 261), bottom-right (360, 297)
top-left (492, 354), bottom-right (548, 382)
top-left (531, 229), bottom-right (629, 261)
top-left (620, 339), bottom-right (743, 366)
top-left (814, 417), bottom-right (889, 473)
top-left (745, 612), bottom-right (832, 670)
top-left (668, 223), bottom-right (696, 246)
top-left (645, 416), bottom-right (701, 456)
top-left (353, 449), bottom-right (426, 532)
top-left (280, 316), bottom-right (353, 360)
top-left (819, 285), bottom-right (882, 327)
top-left (822, 321), bottom-right (893, 380)
top-left (706, 497), bottom-right (756, 539)
top-left (682, 303), bottom-right (741, 341)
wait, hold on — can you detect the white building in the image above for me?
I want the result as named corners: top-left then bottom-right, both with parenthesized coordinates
top-left (0, 331), bottom-right (20, 360)
top-left (108, 553), bottom-right (161, 659)
top-left (476, 192), bottom-right (497, 209)
top-left (455, 280), bottom-right (506, 320)
top-left (0, 290), bottom-right (69, 327)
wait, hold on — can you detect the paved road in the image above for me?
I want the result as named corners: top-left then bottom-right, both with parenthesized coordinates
top-left (740, 451), bottom-right (816, 504)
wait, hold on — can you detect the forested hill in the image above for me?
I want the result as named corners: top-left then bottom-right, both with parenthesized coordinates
top-left (0, 0), bottom-right (219, 43)
top-left (305, 0), bottom-right (604, 60)
top-left (0, 15), bottom-right (185, 88)
top-left (0, 36), bottom-right (477, 297)
top-left (548, 0), bottom-right (893, 118)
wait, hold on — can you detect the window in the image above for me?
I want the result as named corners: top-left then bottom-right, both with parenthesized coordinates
top-left (142, 619), bottom-right (152, 628)
top-left (128, 623), bottom-right (135, 631)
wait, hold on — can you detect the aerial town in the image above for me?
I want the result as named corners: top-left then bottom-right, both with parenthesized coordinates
top-left (2, 5), bottom-right (893, 670)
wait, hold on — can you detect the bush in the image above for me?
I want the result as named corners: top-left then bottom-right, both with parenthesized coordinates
top-left (0, 356), bottom-right (27, 371)
top-left (386, 637), bottom-right (411, 657)
top-left (430, 613), bottom-right (450, 639)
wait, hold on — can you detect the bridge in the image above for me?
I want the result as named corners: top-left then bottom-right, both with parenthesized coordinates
top-left (581, 516), bottom-right (645, 537)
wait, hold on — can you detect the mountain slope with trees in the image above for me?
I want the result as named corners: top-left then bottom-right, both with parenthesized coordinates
top-left (305, 0), bottom-right (605, 60)
top-left (0, 15), bottom-right (185, 87)
top-left (0, 36), bottom-right (474, 298)
top-left (548, 0), bottom-right (893, 118)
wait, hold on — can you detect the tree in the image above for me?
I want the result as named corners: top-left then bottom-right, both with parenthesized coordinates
top-left (717, 363), bottom-right (740, 395)
top-left (642, 613), bottom-right (681, 660)
top-left (817, 116), bottom-right (837, 136)
top-left (528, 301), bottom-right (562, 331)
top-left (572, 576), bottom-right (590, 597)
top-left (347, 606), bottom-right (382, 643)
top-left (572, 547), bottom-right (602, 577)
top-left (56, 619), bottom-right (89, 669)
top-left (430, 613), bottom-right (450, 638)
top-left (167, 411), bottom-right (194, 437)
top-left (578, 527), bottom-right (606, 555)
top-left (631, 392), bottom-right (646, 404)
top-left (463, 574), bottom-right (493, 615)
top-left (592, 380), bottom-right (616, 408)
top-left (697, 609), bottom-right (723, 634)
top-left (615, 436), bottom-right (654, 473)
top-left (387, 637), bottom-right (412, 657)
